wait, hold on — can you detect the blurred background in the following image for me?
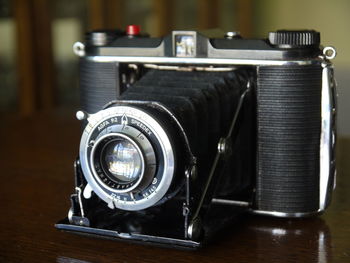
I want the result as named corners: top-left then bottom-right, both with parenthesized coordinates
top-left (0, 0), bottom-right (349, 135)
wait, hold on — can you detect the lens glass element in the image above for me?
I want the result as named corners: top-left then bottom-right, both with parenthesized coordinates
top-left (102, 139), bottom-right (142, 183)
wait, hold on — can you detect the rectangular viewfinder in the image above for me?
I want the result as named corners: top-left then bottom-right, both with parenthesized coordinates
top-left (173, 32), bottom-right (196, 57)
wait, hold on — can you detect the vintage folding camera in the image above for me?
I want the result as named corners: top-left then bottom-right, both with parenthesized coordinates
top-left (56, 26), bottom-right (337, 249)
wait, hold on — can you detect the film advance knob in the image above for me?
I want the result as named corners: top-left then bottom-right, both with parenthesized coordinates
top-left (268, 30), bottom-right (320, 48)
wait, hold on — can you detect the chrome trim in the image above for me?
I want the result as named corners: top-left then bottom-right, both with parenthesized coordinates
top-left (97, 42), bottom-right (165, 57)
top-left (84, 55), bottom-right (322, 66)
top-left (75, 187), bottom-right (86, 218)
top-left (211, 198), bottom-right (250, 207)
top-left (67, 208), bottom-right (73, 223)
top-left (141, 63), bottom-right (235, 72)
top-left (79, 106), bottom-right (175, 211)
top-left (251, 209), bottom-right (321, 218)
top-left (319, 62), bottom-right (336, 212)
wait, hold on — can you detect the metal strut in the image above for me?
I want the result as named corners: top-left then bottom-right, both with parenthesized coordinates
top-left (187, 80), bottom-right (251, 239)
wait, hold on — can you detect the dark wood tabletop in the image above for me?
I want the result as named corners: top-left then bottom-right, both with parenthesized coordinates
top-left (0, 111), bottom-right (349, 263)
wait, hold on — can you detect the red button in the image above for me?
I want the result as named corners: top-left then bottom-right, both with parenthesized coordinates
top-left (126, 25), bottom-right (141, 36)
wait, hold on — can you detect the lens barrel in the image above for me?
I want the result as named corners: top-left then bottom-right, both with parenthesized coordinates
top-left (91, 133), bottom-right (145, 192)
top-left (79, 106), bottom-right (175, 211)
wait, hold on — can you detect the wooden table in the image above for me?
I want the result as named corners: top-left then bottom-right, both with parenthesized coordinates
top-left (0, 111), bottom-right (349, 262)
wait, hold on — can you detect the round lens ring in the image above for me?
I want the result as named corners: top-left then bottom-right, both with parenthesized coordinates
top-left (91, 133), bottom-right (145, 193)
top-left (101, 138), bottom-right (142, 184)
top-left (80, 106), bottom-right (175, 210)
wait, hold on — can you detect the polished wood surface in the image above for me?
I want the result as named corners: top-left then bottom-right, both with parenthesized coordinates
top-left (0, 112), bottom-right (349, 262)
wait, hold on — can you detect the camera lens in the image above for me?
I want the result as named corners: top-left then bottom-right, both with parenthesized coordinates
top-left (91, 132), bottom-right (146, 193)
top-left (80, 106), bottom-right (175, 210)
top-left (101, 138), bottom-right (142, 183)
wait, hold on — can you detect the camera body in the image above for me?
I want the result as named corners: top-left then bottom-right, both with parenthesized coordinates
top-left (56, 27), bottom-right (337, 248)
